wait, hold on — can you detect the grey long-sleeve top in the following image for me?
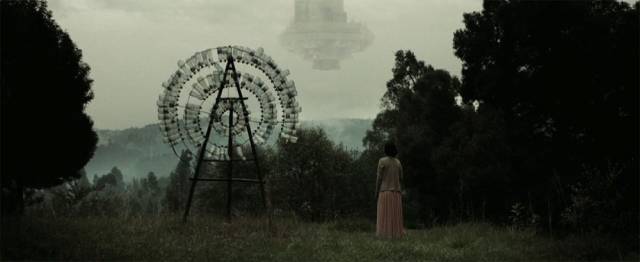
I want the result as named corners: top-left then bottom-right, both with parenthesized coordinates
top-left (376, 156), bottom-right (403, 192)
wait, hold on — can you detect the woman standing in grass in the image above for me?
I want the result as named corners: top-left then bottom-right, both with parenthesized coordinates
top-left (375, 142), bottom-right (405, 238)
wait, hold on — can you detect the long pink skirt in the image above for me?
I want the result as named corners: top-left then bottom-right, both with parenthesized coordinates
top-left (376, 191), bottom-right (405, 238)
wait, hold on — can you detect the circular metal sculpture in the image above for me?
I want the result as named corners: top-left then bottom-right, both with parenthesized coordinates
top-left (157, 46), bottom-right (301, 222)
top-left (157, 46), bottom-right (301, 161)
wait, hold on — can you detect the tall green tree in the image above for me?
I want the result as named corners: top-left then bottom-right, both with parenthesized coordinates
top-left (453, 0), bottom-right (638, 230)
top-left (274, 128), bottom-right (338, 221)
top-left (431, 105), bottom-right (512, 221)
top-left (1, 0), bottom-right (98, 214)
top-left (364, 50), bottom-right (464, 225)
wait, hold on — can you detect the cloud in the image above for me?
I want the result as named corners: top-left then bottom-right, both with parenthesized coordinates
top-left (49, 0), bottom-right (291, 25)
top-left (47, 0), bottom-right (483, 129)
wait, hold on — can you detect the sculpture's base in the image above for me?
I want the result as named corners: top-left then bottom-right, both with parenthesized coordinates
top-left (312, 59), bottom-right (340, 70)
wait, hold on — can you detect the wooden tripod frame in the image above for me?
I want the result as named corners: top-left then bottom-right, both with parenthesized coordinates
top-left (182, 56), bottom-right (267, 223)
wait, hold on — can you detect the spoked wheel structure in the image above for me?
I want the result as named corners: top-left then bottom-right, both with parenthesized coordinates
top-left (156, 46), bottom-right (301, 222)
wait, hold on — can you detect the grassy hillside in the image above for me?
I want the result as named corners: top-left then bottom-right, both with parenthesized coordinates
top-left (2, 216), bottom-right (636, 261)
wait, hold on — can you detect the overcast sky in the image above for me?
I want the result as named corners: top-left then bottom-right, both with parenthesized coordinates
top-left (48, 0), bottom-right (483, 130)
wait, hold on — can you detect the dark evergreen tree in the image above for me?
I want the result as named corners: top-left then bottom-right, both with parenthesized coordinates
top-left (164, 151), bottom-right (193, 212)
top-left (1, 0), bottom-right (98, 214)
top-left (143, 172), bottom-right (160, 194)
top-left (126, 171), bottom-right (162, 215)
top-left (94, 167), bottom-right (125, 191)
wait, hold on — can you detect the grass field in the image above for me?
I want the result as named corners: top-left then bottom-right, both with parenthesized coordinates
top-left (2, 215), bottom-right (638, 261)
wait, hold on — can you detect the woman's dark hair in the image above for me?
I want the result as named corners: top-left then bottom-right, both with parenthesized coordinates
top-left (384, 142), bottom-right (398, 157)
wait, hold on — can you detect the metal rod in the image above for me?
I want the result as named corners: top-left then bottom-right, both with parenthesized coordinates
top-left (226, 85), bottom-right (234, 223)
top-left (182, 60), bottom-right (231, 223)
top-left (175, 104), bottom-right (213, 115)
top-left (219, 97), bottom-right (248, 101)
top-left (229, 58), bottom-right (268, 210)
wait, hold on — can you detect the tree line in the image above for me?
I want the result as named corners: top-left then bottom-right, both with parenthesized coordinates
top-left (24, 128), bottom-right (374, 222)
top-left (362, 0), bottom-right (638, 238)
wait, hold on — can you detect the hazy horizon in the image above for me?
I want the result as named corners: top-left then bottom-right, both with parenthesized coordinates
top-left (48, 0), bottom-right (485, 129)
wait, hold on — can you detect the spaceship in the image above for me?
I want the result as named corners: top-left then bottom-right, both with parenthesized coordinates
top-left (280, 0), bottom-right (374, 70)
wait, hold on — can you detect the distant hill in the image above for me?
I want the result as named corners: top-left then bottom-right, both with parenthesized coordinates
top-left (85, 119), bottom-right (372, 180)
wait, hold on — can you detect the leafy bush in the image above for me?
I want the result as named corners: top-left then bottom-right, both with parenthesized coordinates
top-left (561, 163), bottom-right (634, 235)
top-left (508, 202), bottom-right (539, 229)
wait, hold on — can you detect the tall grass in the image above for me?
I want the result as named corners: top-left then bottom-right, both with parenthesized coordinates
top-left (2, 215), bottom-right (637, 261)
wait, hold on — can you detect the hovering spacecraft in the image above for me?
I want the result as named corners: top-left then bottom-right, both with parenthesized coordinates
top-left (280, 0), bottom-right (374, 70)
